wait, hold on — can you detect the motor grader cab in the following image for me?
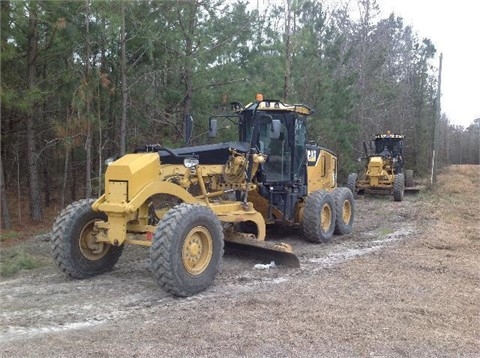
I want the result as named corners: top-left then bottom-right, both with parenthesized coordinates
top-left (347, 132), bottom-right (414, 201)
top-left (51, 94), bottom-right (354, 297)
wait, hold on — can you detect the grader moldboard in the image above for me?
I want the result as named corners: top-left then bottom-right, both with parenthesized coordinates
top-left (347, 132), bottom-right (414, 201)
top-left (51, 94), bottom-right (355, 297)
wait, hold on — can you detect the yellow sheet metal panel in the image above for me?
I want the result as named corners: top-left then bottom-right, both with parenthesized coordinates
top-left (105, 153), bottom-right (161, 202)
top-left (366, 156), bottom-right (384, 177)
top-left (306, 149), bottom-right (337, 193)
top-left (108, 181), bottom-right (128, 203)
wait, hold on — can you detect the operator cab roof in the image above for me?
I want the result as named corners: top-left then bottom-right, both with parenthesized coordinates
top-left (241, 94), bottom-right (314, 116)
top-left (375, 133), bottom-right (404, 139)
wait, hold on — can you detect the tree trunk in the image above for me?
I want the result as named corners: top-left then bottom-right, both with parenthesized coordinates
top-left (85, 133), bottom-right (92, 198)
top-left (26, 2), bottom-right (43, 222)
top-left (120, 0), bottom-right (128, 156)
top-left (41, 60), bottom-right (52, 208)
top-left (181, 0), bottom-right (198, 140)
top-left (283, 0), bottom-right (292, 102)
top-left (1, 1), bottom-right (12, 228)
top-left (61, 145), bottom-right (69, 208)
top-left (0, 156), bottom-right (11, 229)
top-left (15, 142), bottom-right (22, 224)
top-left (431, 53), bottom-right (442, 190)
top-left (97, 67), bottom-right (103, 197)
top-left (70, 148), bottom-right (77, 202)
top-left (43, 165), bottom-right (51, 207)
top-left (84, 0), bottom-right (92, 198)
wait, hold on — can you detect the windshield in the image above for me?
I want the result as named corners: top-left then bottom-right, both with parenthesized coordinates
top-left (246, 112), bottom-right (307, 182)
top-left (375, 138), bottom-right (402, 156)
top-left (294, 118), bottom-right (307, 179)
top-left (260, 114), bottom-right (288, 182)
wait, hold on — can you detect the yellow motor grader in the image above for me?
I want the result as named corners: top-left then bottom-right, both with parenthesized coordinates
top-left (347, 132), bottom-right (414, 201)
top-left (51, 94), bottom-right (354, 297)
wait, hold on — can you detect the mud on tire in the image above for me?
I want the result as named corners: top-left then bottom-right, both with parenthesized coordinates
top-left (332, 187), bottom-right (355, 235)
top-left (302, 190), bottom-right (336, 243)
top-left (51, 199), bottom-right (124, 279)
top-left (150, 203), bottom-right (224, 297)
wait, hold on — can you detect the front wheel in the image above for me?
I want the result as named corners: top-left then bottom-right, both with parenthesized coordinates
top-left (302, 191), bottom-right (336, 243)
top-left (150, 204), bottom-right (224, 297)
top-left (332, 187), bottom-right (355, 235)
top-left (51, 199), bottom-right (124, 279)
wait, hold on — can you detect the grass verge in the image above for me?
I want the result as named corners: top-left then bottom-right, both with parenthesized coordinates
top-left (0, 246), bottom-right (46, 278)
top-left (0, 230), bottom-right (21, 242)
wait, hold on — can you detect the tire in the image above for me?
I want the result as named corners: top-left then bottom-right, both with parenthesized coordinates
top-left (150, 203), bottom-right (224, 297)
top-left (347, 173), bottom-right (358, 197)
top-left (302, 190), bottom-right (336, 243)
top-left (405, 169), bottom-right (414, 187)
top-left (393, 174), bottom-right (405, 202)
top-left (332, 187), bottom-right (355, 235)
top-left (51, 199), bottom-right (124, 279)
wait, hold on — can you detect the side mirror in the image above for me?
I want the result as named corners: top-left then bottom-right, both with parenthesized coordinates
top-left (270, 119), bottom-right (281, 139)
top-left (184, 114), bottom-right (193, 145)
top-left (370, 140), bottom-right (375, 150)
top-left (208, 118), bottom-right (217, 138)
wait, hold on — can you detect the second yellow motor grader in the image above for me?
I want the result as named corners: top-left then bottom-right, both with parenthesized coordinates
top-left (51, 94), bottom-right (355, 297)
top-left (347, 132), bottom-right (414, 201)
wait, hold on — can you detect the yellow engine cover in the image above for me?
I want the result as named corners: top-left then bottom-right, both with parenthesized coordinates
top-left (306, 148), bottom-right (337, 193)
top-left (366, 156), bottom-right (384, 177)
top-left (104, 153), bottom-right (161, 202)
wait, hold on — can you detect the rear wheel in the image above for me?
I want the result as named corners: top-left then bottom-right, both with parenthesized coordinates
top-left (405, 169), bottom-right (414, 187)
top-left (150, 204), bottom-right (224, 297)
top-left (347, 173), bottom-right (358, 197)
top-left (51, 199), bottom-right (123, 278)
top-left (332, 187), bottom-right (355, 235)
top-left (393, 174), bottom-right (405, 202)
top-left (302, 191), bottom-right (336, 243)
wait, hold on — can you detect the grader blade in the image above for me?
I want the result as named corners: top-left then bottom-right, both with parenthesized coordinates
top-left (404, 185), bottom-right (423, 194)
top-left (224, 232), bottom-right (300, 268)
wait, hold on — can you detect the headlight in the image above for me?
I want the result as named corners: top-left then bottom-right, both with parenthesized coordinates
top-left (184, 157), bottom-right (199, 168)
top-left (105, 157), bottom-right (116, 166)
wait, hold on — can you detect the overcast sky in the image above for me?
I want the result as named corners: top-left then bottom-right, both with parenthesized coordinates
top-left (373, 0), bottom-right (479, 128)
top-left (252, 0), bottom-right (478, 128)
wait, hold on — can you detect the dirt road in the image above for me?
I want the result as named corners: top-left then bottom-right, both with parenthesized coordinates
top-left (1, 165), bottom-right (479, 357)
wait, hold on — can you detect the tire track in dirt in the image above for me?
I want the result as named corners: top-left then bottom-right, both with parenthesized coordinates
top-left (0, 195), bottom-right (417, 344)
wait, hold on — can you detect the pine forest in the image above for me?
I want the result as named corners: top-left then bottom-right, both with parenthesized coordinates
top-left (1, 0), bottom-right (479, 226)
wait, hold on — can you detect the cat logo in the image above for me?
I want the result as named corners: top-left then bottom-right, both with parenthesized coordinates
top-left (307, 149), bottom-right (317, 162)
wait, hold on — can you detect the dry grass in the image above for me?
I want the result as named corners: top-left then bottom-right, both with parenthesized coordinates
top-left (305, 165), bottom-right (480, 355)
top-left (433, 165), bottom-right (480, 242)
top-left (437, 164), bottom-right (480, 196)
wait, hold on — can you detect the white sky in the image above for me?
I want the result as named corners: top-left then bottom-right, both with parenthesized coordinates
top-left (252, 0), bottom-right (479, 128)
top-left (375, 0), bottom-right (480, 128)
